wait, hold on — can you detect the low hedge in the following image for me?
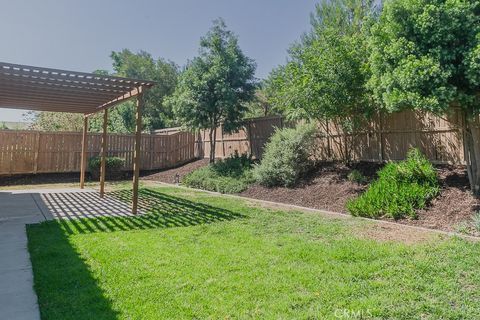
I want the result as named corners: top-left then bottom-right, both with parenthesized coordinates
top-left (347, 149), bottom-right (439, 219)
top-left (88, 156), bottom-right (125, 180)
top-left (183, 152), bottom-right (255, 193)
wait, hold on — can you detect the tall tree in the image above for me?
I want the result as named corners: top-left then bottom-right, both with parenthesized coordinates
top-left (111, 49), bottom-right (179, 131)
top-left (265, 0), bottom-right (378, 160)
top-left (368, 0), bottom-right (480, 192)
top-left (167, 19), bottom-right (257, 163)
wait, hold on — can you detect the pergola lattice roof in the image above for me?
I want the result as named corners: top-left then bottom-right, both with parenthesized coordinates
top-left (0, 61), bottom-right (155, 115)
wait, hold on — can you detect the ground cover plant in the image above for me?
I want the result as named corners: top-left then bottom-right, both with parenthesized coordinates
top-left (182, 152), bottom-right (255, 193)
top-left (27, 185), bottom-right (480, 319)
top-left (347, 149), bottom-right (439, 219)
top-left (88, 156), bottom-right (125, 180)
top-left (254, 123), bottom-right (317, 187)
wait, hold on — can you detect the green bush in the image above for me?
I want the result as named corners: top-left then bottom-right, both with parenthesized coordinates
top-left (183, 152), bottom-right (255, 193)
top-left (254, 124), bottom-right (317, 187)
top-left (347, 169), bottom-right (366, 184)
top-left (88, 156), bottom-right (125, 180)
top-left (346, 149), bottom-right (439, 220)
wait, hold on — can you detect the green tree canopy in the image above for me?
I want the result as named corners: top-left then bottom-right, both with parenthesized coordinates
top-left (167, 18), bottom-right (256, 162)
top-left (369, 0), bottom-right (480, 113)
top-left (266, 0), bottom-right (378, 126)
top-left (369, 0), bottom-right (480, 192)
top-left (110, 49), bottom-right (179, 131)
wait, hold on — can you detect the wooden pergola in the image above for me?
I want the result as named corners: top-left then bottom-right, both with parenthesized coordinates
top-left (0, 61), bottom-right (155, 214)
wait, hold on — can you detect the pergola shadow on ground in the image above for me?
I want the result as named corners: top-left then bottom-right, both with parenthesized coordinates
top-left (37, 188), bottom-right (244, 235)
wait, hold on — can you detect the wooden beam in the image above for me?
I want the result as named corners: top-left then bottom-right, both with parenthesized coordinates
top-left (132, 87), bottom-right (144, 214)
top-left (0, 66), bottom-right (136, 91)
top-left (86, 87), bottom-right (142, 117)
top-left (80, 116), bottom-right (88, 189)
top-left (0, 75), bottom-right (127, 95)
top-left (0, 62), bottom-right (154, 88)
top-left (99, 109), bottom-right (108, 198)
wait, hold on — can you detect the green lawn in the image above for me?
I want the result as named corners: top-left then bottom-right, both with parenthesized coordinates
top-left (27, 186), bottom-right (480, 319)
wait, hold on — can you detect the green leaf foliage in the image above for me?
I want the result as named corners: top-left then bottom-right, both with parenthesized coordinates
top-left (266, 0), bottom-right (378, 125)
top-left (347, 149), bottom-right (439, 219)
top-left (87, 156), bottom-right (125, 180)
top-left (167, 18), bottom-right (256, 133)
top-left (368, 0), bottom-right (480, 114)
top-left (110, 49), bottom-right (179, 131)
top-left (254, 124), bottom-right (317, 187)
top-left (183, 152), bottom-right (255, 193)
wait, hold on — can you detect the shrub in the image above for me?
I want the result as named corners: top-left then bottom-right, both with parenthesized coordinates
top-left (254, 124), bottom-right (317, 187)
top-left (182, 153), bottom-right (255, 193)
top-left (88, 156), bottom-right (125, 180)
top-left (346, 149), bottom-right (439, 220)
top-left (347, 169), bottom-right (366, 184)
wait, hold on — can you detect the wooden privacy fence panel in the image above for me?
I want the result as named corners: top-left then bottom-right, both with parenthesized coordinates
top-left (0, 130), bottom-right (196, 175)
top-left (195, 110), bottom-right (466, 164)
top-left (196, 116), bottom-right (284, 159)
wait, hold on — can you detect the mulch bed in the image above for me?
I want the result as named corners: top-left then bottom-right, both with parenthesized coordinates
top-left (141, 159), bottom-right (210, 184)
top-left (240, 163), bottom-right (479, 234)
top-left (240, 162), bottom-right (379, 214)
top-left (143, 159), bottom-right (480, 234)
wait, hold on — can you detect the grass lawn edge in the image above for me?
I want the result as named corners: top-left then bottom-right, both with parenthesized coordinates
top-left (144, 180), bottom-right (480, 242)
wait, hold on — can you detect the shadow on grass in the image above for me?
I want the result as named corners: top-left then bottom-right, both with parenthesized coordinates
top-left (28, 188), bottom-right (244, 319)
top-left (27, 222), bottom-right (120, 320)
top-left (40, 188), bottom-right (244, 235)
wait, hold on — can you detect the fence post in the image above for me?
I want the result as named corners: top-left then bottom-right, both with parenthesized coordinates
top-left (326, 120), bottom-right (332, 160)
top-left (378, 112), bottom-right (384, 162)
top-left (247, 121), bottom-right (253, 157)
top-left (221, 124), bottom-right (226, 158)
top-left (33, 131), bottom-right (41, 174)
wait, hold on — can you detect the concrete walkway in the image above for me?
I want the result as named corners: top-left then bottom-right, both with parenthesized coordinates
top-left (0, 191), bottom-right (44, 320)
top-left (0, 188), bottom-right (134, 320)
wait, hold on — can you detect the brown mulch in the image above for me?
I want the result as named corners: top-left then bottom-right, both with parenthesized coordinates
top-left (398, 166), bottom-right (480, 233)
top-left (240, 162), bottom-right (480, 234)
top-left (240, 162), bottom-right (379, 214)
top-left (141, 159), bottom-right (210, 184)
top-left (143, 159), bottom-right (479, 234)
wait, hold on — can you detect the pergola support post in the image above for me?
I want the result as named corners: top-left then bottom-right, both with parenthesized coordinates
top-left (132, 88), bottom-right (144, 214)
top-left (100, 109), bottom-right (108, 197)
top-left (80, 116), bottom-right (88, 189)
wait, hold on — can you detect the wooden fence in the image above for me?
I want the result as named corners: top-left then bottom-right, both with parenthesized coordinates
top-left (0, 130), bottom-right (196, 175)
top-left (0, 108), bottom-right (468, 175)
top-left (195, 110), bottom-right (467, 164)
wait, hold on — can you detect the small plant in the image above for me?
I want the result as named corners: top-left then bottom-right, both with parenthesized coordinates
top-left (88, 156), bottom-right (125, 180)
top-left (472, 212), bottom-right (480, 232)
top-left (183, 152), bottom-right (255, 193)
top-left (347, 169), bottom-right (366, 184)
top-left (347, 148), bottom-right (439, 220)
top-left (254, 123), bottom-right (317, 187)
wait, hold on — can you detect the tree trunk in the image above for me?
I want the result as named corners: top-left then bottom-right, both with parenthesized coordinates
top-left (465, 116), bottom-right (480, 195)
top-left (209, 127), bottom-right (215, 163)
top-left (212, 126), bottom-right (217, 163)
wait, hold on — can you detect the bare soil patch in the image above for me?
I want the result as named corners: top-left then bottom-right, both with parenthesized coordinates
top-left (356, 222), bottom-right (441, 244)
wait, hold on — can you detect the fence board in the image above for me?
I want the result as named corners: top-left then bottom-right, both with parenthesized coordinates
top-left (195, 110), bottom-right (466, 164)
top-left (0, 130), bottom-right (196, 175)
